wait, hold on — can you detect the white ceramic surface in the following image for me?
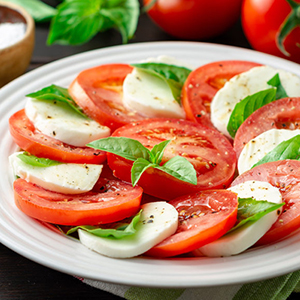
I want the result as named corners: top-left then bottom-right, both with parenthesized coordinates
top-left (1, 41), bottom-right (300, 288)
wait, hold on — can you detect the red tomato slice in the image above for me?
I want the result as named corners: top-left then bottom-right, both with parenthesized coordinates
top-left (182, 60), bottom-right (261, 127)
top-left (108, 118), bottom-right (236, 200)
top-left (234, 97), bottom-right (300, 158)
top-left (231, 159), bottom-right (300, 245)
top-left (68, 64), bottom-right (145, 132)
top-left (9, 109), bottom-right (106, 164)
top-left (13, 178), bottom-right (143, 226)
top-left (146, 190), bottom-right (238, 257)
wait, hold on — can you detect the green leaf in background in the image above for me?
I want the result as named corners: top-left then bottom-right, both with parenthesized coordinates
top-left (227, 198), bottom-right (284, 233)
top-left (17, 152), bottom-right (61, 167)
top-left (131, 63), bottom-right (192, 103)
top-left (252, 135), bottom-right (300, 169)
top-left (267, 73), bottom-right (288, 99)
top-left (67, 210), bottom-right (142, 239)
top-left (26, 84), bottom-right (88, 118)
top-left (227, 88), bottom-right (277, 138)
top-left (5, 0), bottom-right (57, 22)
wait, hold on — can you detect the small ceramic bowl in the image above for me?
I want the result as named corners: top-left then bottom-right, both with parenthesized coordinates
top-left (0, 1), bottom-right (35, 88)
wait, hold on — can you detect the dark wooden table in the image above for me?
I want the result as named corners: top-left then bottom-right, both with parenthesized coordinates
top-left (0, 1), bottom-right (299, 299)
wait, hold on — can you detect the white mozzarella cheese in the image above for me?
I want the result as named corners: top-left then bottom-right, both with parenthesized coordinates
top-left (78, 201), bottom-right (178, 258)
top-left (25, 98), bottom-right (111, 147)
top-left (238, 129), bottom-right (300, 174)
top-left (122, 68), bottom-right (186, 119)
top-left (210, 65), bottom-right (300, 137)
top-left (9, 152), bottom-right (103, 194)
top-left (194, 180), bottom-right (282, 257)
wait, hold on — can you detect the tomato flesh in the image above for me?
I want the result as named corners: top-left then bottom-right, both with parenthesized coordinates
top-left (9, 109), bottom-right (106, 164)
top-left (146, 189), bottom-right (238, 257)
top-left (108, 118), bottom-right (236, 200)
top-left (13, 178), bottom-right (143, 226)
top-left (231, 159), bottom-right (300, 245)
top-left (182, 60), bottom-right (261, 127)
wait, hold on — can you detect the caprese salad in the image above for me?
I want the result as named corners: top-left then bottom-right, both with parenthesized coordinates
top-left (8, 55), bottom-right (300, 259)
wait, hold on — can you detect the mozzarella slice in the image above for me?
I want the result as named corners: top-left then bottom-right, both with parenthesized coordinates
top-left (25, 98), bottom-right (111, 147)
top-left (78, 201), bottom-right (178, 258)
top-left (238, 129), bottom-right (300, 174)
top-left (9, 152), bottom-right (103, 194)
top-left (122, 68), bottom-right (186, 119)
top-left (194, 180), bottom-right (282, 257)
top-left (210, 65), bottom-right (300, 137)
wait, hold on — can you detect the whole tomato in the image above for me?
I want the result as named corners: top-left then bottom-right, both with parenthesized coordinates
top-left (143, 0), bottom-right (243, 40)
top-left (242, 0), bottom-right (300, 64)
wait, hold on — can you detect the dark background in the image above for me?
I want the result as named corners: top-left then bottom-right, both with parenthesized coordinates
top-left (0, 0), bottom-right (299, 299)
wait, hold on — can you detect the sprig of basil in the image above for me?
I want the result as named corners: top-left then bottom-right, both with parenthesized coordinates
top-left (227, 197), bottom-right (284, 233)
top-left (67, 210), bottom-right (142, 239)
top-left (252, 135), bottom-right (300, 169)
top-left (26, 84), bottom-right (88, 119)
top-left (227, 73), bottom-right (288, 138)
top-left (87, 137), bottom-right (197, 186)
top-left (17, 152), bottom-right (61, 167)
top-left (131, 63), bottom-right (192, 104)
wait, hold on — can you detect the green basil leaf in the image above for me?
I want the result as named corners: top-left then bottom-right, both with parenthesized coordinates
top-left (17, 152), bottom-right (61, 167)
top-left (156, 156), bottom-right (197, 185)
top-left (227, 198), bottom-right (284, 233)
top-left (87, 137), bottom-right (151, 162)
top-left (267, 73), bottom-right (288, 99)
top-left (101, 0), bottom-right (140, 43)
top-left (5, 0), bottom-right (57, 22)
top-left (150, 140), bottom-right (171, 164)
top-left (131, 63), bottom-right (191, 103)
top-left (67, 210), bottom-right (142, 239)
top-left (131, 158), bottom-right (155, 187)
top-left (26, 84), bottom-right (88, 118)
top-left (227, 88), bottom-right (277, 138)
top-left (252, 135), bottom-right (300, 169)
top-left (47, 0), bottom-right (103, 45)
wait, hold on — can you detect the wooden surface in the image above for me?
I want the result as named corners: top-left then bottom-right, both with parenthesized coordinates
top-left (0, 1), bottom-right (298, 299)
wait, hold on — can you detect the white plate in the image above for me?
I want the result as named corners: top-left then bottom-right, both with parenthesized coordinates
top-left (1, 41), bottom-right (300, 288)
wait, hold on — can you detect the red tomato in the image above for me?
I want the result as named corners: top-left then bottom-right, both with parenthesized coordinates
top-left (234, 97), bottom-right (300, 158)
top-left (242, 0), bottom-right (300, 64)
top-left (146, 190), bottom-right (238, 257)
top-left (68, 64), bottom-right (145, 132)
top-left (9, 109), bottom-right (106, 164)
top-left (143, 0), bottom-right (243, 40)
top-left (13, 178), bottom-right (143, 226)
top-left (231, 160), bottom-right (300, 245)
top-left (107, 119), bottom-right (237, 200)
top-left (182, 60), bottom-right (261, 127)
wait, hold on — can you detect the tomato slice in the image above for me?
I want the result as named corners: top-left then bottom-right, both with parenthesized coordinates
top-left (9, 109), bottom-right (106, 164)
top-left (231, 159), bottom-right (300, 245)
top-left (145, 190), bottom-right (238, 257)
top-left (108, 118), bottom-right (236, 200)
top-left (234, 97), bottom-right (300, 158)
top-left (68, 64), bottom-right (145, 132)
top-left (13, 177), bottom-right (143, 226)
top-left (182, 60), bottom-right (261, 127)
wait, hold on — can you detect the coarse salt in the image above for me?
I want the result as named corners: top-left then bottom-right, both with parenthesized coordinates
top-left (0, 22), bottom-right (26, 50)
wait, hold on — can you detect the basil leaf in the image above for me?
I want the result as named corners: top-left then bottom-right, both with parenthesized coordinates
top-left (17, 152), bottom-right (61, 167)
top-left (252, 135), bottom-right (300, 169)
top-left (67, 210), bottom-right (142, 239)
top-left (150, 140), bottom-right (171, 164)
top-left (131, 158), bottom-right (155, 187)
top-left (131, 63), bottom-right (191, 103)
top-left (26, 84), bottom-right (88, 119)
top-left (227, 88), bottom-right (277, 138)
top-left (267, 73), bottom-right (288, 99)
top-left (87, 137), bottom-right (151, 161)
top-left (227, 198), bottom-right (284, 233)
top-left (5, 0), bottom-right (57, 22)
top-left (156, 156), bottom-right (197, 185)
